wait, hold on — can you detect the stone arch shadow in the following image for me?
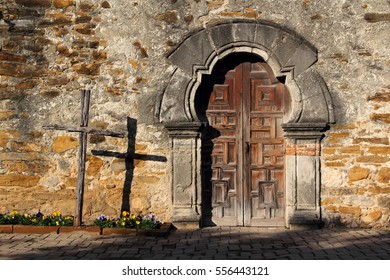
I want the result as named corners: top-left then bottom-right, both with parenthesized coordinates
top-left (156, 20), bottom-right (335, 229)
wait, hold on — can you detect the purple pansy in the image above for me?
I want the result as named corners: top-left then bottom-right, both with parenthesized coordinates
top-left (36, 210), bottom-right (43, 218)
top-left (98, 214), bottom-right (107, 221)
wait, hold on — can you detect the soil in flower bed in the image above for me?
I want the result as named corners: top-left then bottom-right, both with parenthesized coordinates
top-left (102, 223), bottom-right (172, 237)
top-left (58, 226), bottom-right (101, 235)
top-left (13, 225), bottom-right (60, 234)
top-left (0, 225), bottom-right (13, 234)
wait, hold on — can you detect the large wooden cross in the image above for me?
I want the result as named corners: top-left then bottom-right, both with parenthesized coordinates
top-left (43, 90), bottom-right (125, 226)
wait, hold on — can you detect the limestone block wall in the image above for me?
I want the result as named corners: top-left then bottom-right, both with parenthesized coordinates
top-left (0, 0), bottom-right (389, 227)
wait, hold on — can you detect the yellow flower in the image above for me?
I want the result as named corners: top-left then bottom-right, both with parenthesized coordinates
top-left (10, 210), bottom-right (18, 215)
top-left (121, 221), bottom-right (125, 226)
top-left (122, 211), bottom-right (129, 217)
top-left (32, 218), bottom-right (37, 223)
top-left (136, 221), bottom-right (140, 225)
top-left (24, 213), bottom-right (29, 218)
top-left (52, 210), bottom-right (61, 217)
top-left (56, 221), bottom-right (60, 226)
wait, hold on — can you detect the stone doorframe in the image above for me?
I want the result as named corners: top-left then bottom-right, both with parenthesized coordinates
top-left (156, 20), bottom-right (335, 228)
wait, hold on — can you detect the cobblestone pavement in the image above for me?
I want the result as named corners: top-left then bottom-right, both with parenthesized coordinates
top-left (0, 227), bottom-right (390, 260)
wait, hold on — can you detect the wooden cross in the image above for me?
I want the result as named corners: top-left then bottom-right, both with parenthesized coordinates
top-left (43, 90), bottom-right (125, 226)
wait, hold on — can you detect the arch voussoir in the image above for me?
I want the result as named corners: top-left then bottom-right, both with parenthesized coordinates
top-left (159, 67), bottom-right (192, 123)
top-left (168, 29), bottom-right (215, 77)
top-left (285, 43), bottom-right (318, 78)
top-left (295, 67), bottom-right (334, 124)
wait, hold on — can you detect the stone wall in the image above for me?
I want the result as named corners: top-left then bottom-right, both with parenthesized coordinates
top-left (0, 0), bottom-right (171, 223)
top-left (0, 0), bottom-right (389, 227)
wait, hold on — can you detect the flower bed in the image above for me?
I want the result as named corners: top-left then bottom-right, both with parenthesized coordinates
top-left (0, 210), bottom-right (73, 226)
top-left (93, 211), bottom-right (162, 229)
top-left (0, 210), bottom-right (73, 234)
top-left (94, 211), bottom-right (171, 236)
top-left (0, 210), bottom-right (171, 236)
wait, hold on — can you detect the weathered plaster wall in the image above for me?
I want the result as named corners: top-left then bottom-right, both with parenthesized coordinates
top-left (0, 0), bottom-right (389, 227)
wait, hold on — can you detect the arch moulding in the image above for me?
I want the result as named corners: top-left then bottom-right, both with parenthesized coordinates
top-left (157, 20), bottom-right (335, 228)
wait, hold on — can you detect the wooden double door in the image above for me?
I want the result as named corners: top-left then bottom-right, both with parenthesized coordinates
top-left (205, 60), bottom-right (287, 227)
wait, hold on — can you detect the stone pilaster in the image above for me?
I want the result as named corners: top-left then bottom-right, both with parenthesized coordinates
top-left (165, 122), bottom-right (203, 228)
top-left (282, 123), bottom-right (328, 229)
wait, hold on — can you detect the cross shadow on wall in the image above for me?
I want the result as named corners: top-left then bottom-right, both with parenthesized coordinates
top-left (92, 117), bottom-right (167, 212)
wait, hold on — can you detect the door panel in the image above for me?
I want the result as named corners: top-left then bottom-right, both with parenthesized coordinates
top-left (206, 60), bottom-right (286, 227)
top-left (207, 68), bottom-right (242, 226)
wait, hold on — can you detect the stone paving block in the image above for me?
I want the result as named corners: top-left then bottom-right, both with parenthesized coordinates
top-left (228, 245), bottom-right (240, 250)
top-left (286, 248), bottom-right (302, 254)
top-left (263, 252), bottom-right (277, 258)
top-left (207, 244), bottom-right (219, 249)
top-left (240, 252), bottom-right (252, 258)
top-left (249, 254), bottom-right (265, 259)
top-left (194, 245), bottom-right (208, 251)
top-left (149, 253), bottom-right (168, 259)
top-left (91, 248), bottom-right (107, 253)
top-left (107, 252), bottom-right (125, 258)
top-left (227, 253), bottom-right (241, 259)
top-left (211, 253), bottom-right (226, 259)
top-left (287, 253), bottom-right (304, 260)
top-left (219, 247), bottom-right (233, 253)
top-left (318, 242), bottom-right (336, 249)
top-left (203, 249), bottom-right (217, 256)
top-left (161, 256), bottom-right (177, 260)
top-left (314, 256), bottom-right (331, 260)
top-left (239, 245), bottom-right (252, 250)
top-left (274, 249), bottom-right (290, 255)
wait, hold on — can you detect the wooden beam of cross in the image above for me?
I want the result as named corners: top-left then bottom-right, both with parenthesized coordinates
top-left (43, 90), bottom-right (125, 226)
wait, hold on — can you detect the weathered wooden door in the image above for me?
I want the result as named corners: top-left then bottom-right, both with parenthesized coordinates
top-left (206, 61), bottom-right (287, 226)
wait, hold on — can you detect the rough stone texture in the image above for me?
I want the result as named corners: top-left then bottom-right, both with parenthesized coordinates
top-left (0, 0), bottom-right (389, 228)
top-left (377, 168), bottom-right (390, 183)
top-left (348, 166), bottom-right (371, 182)
top-left (52, 136), bottom-right (78, 153)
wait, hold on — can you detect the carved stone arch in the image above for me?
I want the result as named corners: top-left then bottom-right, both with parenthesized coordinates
top-left (158, 20), bottom-right (335, 228)
top-left (158, 20), bottom-right (334, 125)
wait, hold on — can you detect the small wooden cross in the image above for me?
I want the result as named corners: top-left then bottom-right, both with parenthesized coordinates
top-left (43, 90), bottom-right (125, 226)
